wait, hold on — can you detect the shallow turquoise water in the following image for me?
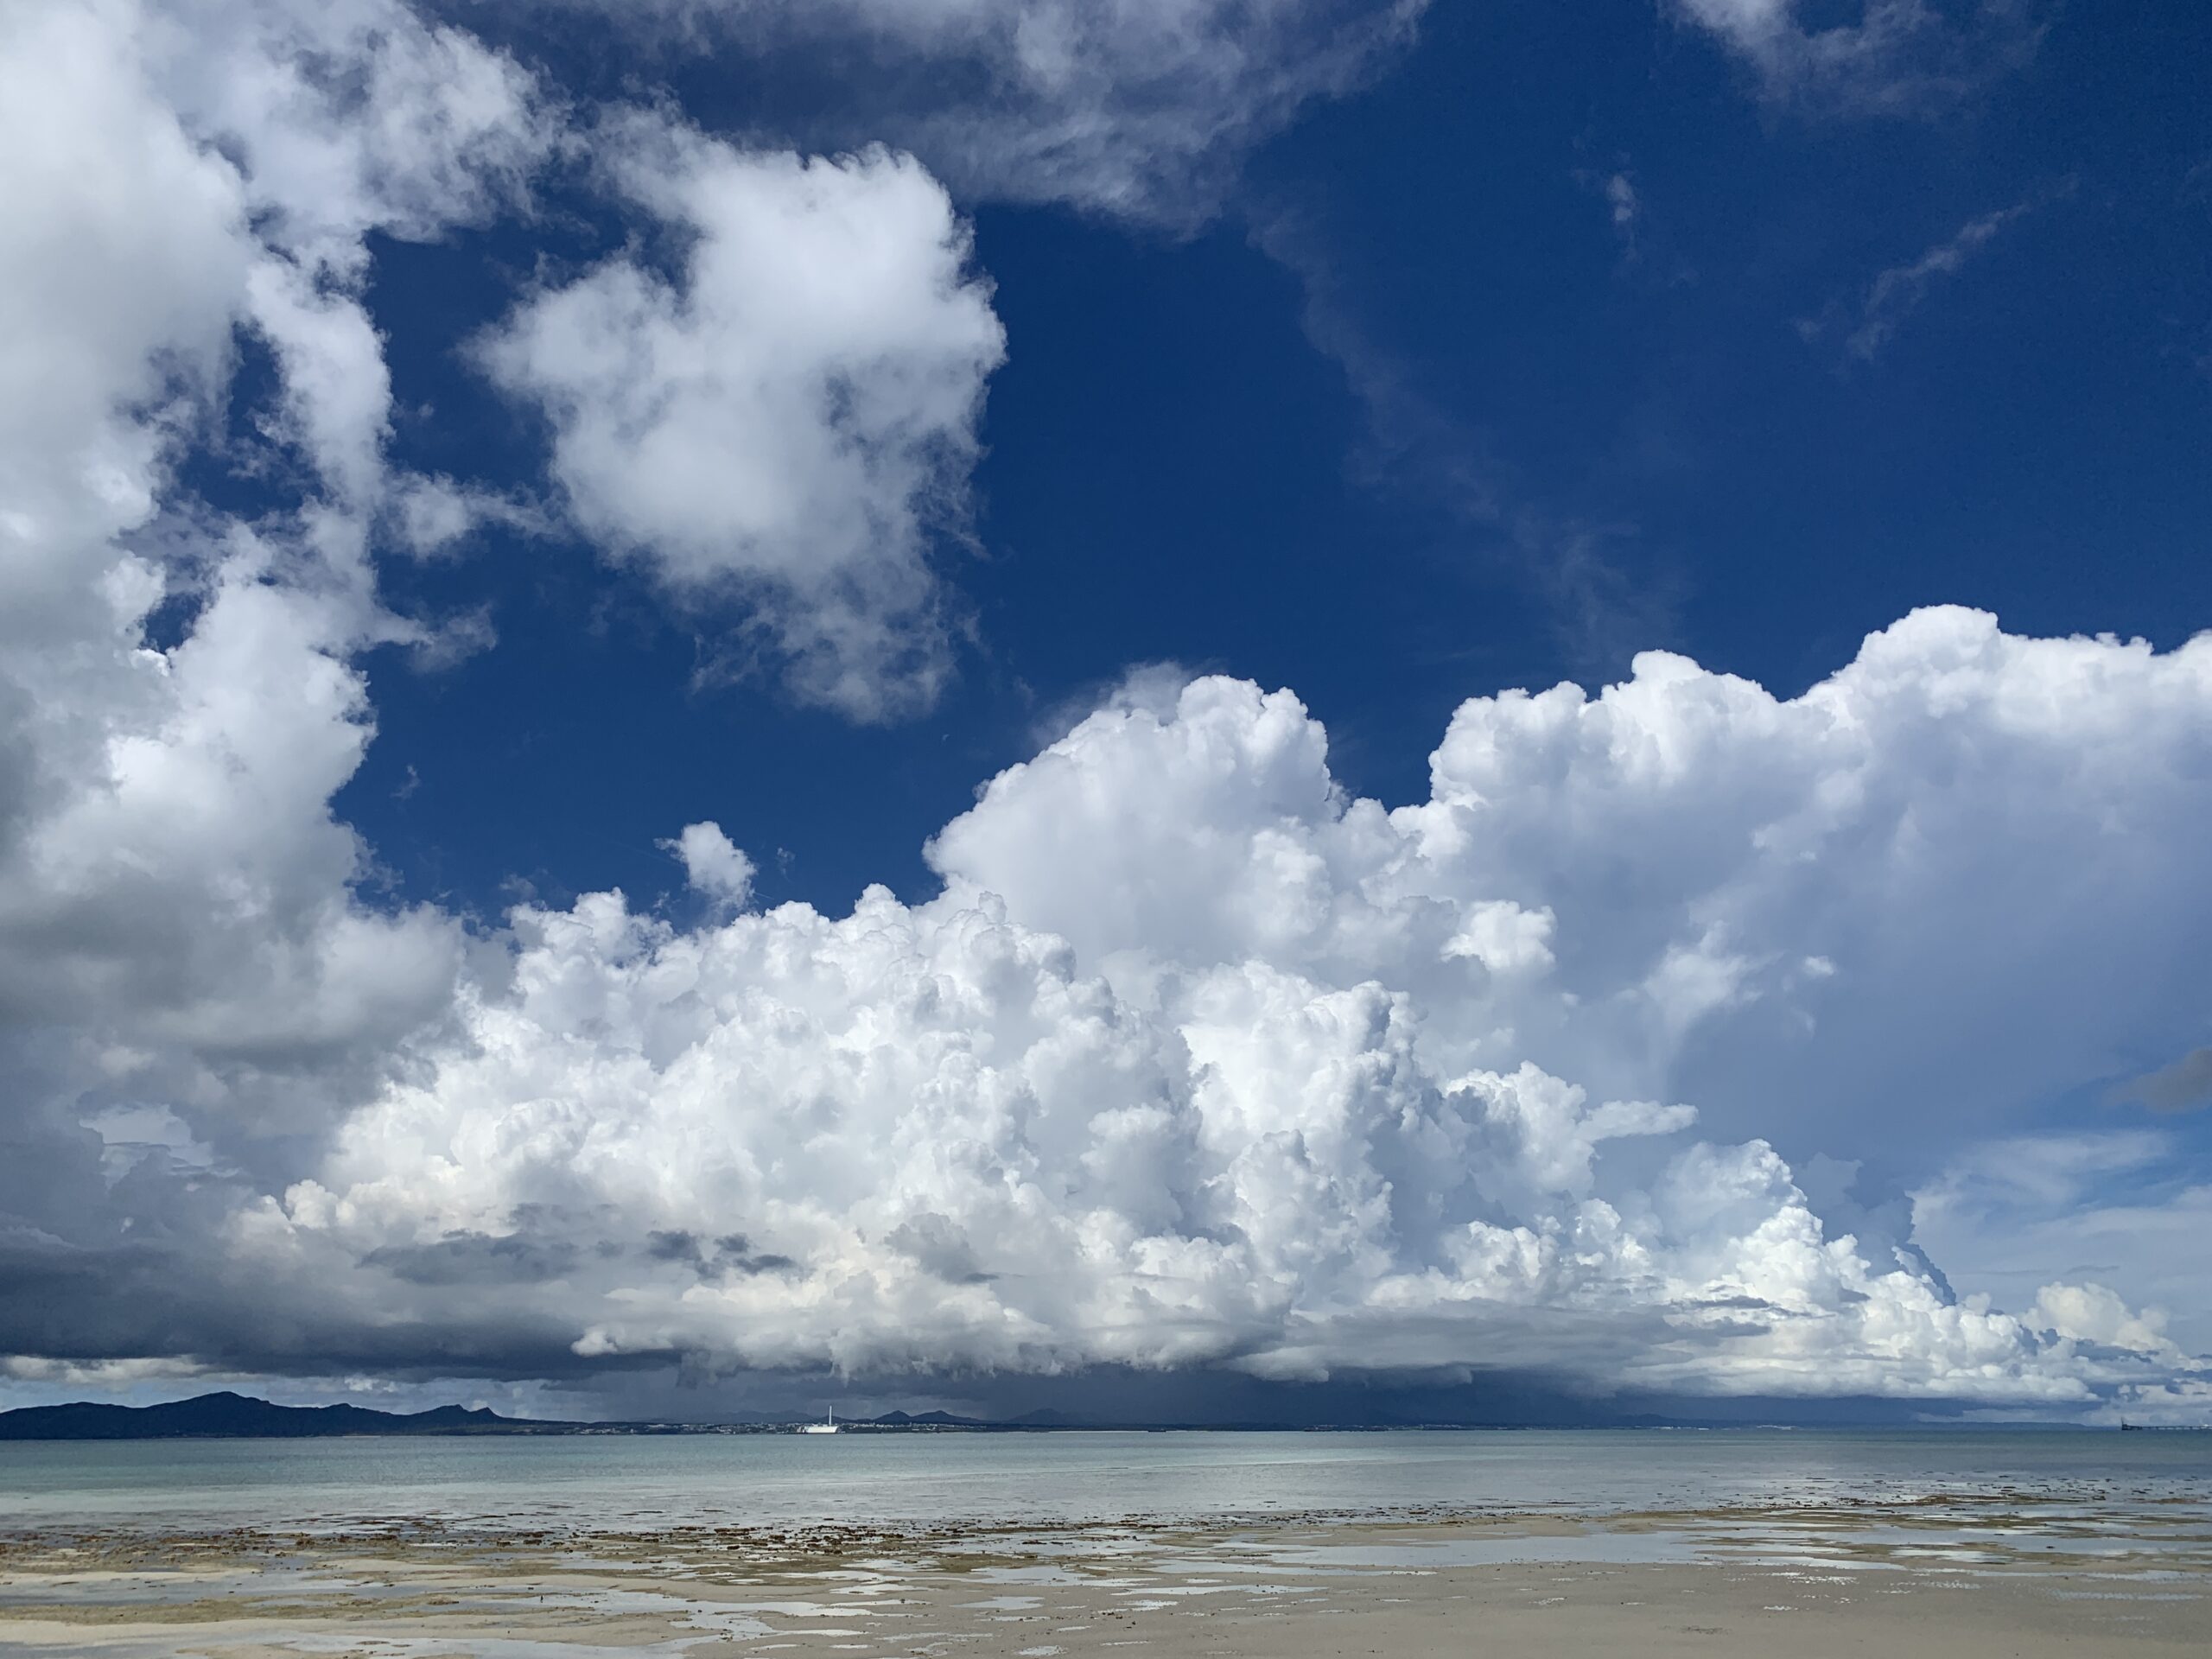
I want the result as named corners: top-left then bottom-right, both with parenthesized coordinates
top-left (1, 1429), bottom-right (2208, 1533)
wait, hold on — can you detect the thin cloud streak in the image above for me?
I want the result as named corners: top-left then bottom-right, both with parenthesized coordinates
top-left (1670, 0), bottom-right (2049, 118)
top-left (1249, 204), bottom-right (1680, 677)
top-left (1845, 200), bottom-right (2032, 359)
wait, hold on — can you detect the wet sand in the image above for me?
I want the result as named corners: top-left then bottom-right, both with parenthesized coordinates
top-left (1, 1497), bottom-right (2206, 1657)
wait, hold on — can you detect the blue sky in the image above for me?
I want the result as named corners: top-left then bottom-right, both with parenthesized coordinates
top-left (340, 0), bottom-right (2211, 916)
top-left (1, 0), bottom-right (2209, 1422)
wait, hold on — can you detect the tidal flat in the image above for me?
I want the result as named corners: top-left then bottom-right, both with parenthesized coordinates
top-left (2, 1491), bottom-right (2208, 1659)
top-left (4, 1432), bottom-right (2209, 1656)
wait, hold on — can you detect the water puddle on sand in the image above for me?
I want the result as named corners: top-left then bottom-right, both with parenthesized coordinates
top-left (1210, 1530), bottom-right (1706, 1570)
top-left (968, 1567), bottom-right (1093, 1586)
top-left (279, 1640), bottom-right (713, 1659)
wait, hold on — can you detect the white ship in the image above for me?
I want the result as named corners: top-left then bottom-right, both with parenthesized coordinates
top-left (798, 1404), bottom-right (838, 1434)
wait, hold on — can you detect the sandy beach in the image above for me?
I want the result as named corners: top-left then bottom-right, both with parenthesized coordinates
top-left (3, 1494), bottom-right (2206, 1658)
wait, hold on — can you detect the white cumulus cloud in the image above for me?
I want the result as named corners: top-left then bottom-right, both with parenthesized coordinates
top-left (667, 823), bottom-right (758, 909)
top-left (479, 124), bottom-right (1007, 719)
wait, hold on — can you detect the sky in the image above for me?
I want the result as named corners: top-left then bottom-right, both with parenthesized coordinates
top-left (0, 0), bottom-right (2209, 1426)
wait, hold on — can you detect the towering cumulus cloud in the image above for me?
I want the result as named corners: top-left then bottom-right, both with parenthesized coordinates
top-left (256, 615), bottom-right (2212, 1413)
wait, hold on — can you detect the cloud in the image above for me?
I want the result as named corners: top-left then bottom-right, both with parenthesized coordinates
top-left (0, 0), bottom-right (544, 1402)
top-left (187, 612), bottom-right (2206, 1408)
top-left (0, 0), bottom-right (492, 1113)
top-left (1914, 1133), bottom-right (2212, 1356)
top-left (0, 1355), bottom-right (216, 1388)
top-left (10, 0), bottom-right (1392, 740)
top-left (154, 0), bottom-right (555, 504)
top-left (1802, 200), bottom-right (2034, 360)
top-left (933, 612), bottom-right (2212, 1170)
top-left (1670, 0), bottom-right (2044, 115)
top-left (478, 123), bottom-right (1007, 719)
top-left (0, 0), bottom-right (1004, 1344)
top-left (2032, 1281), bottom-right (2185, 1361)
top-left (1585, 169), bottom-right (1640, 247)
top-left (2114, 1048), bottom-right (2212, 1115)
top-left (532, 0), bottom-right (1428, 222)
top-left (665, 822), bottom-right (757, 909)
top-left (1249, 207), bottom-right (1677, 675)
top-left (17, 2), bottom-right (1021, 730)
top-left (1605, 173), bottom-right (1639, 227)
top-left (271, 888), bottom-right (1980, 1394)
top-left (6, 553), bottom-right (2211, 1403)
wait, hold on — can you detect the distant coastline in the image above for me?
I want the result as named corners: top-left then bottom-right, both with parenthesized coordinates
top-left (0, 1392), bottom-right (1610, 1440)
top-left (0, 1393), bottom-right (982, 1441)
top-left (1, 1391), bottom-right (2197, 1441)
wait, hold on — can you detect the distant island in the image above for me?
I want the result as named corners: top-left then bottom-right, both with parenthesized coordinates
top-left (0, 1392), bottom-right (551, 1440)
top-left (0, 1392), bottom-right (1086, 1440)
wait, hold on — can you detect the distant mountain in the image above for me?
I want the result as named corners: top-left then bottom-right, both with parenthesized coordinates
top-left (0, 1389), bottom-right (1882, 1440)
top-left (0, 1390), bottom-right (556, 1440)
top-left (868, 1408), bottom-right (990, 1427)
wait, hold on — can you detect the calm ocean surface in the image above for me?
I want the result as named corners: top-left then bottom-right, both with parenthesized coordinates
top-left (3, 1430), bottom-right (2209, 1534)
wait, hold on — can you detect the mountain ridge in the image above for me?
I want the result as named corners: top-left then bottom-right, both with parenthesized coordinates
top-left (0, 1391), bottom-right (549, 1440)
top-left (0, 1389), bottom-right (2034, 1440)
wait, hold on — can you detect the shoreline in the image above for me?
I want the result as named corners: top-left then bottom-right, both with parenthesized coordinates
top-left (2, 1497), bottom-right (2207, 1657)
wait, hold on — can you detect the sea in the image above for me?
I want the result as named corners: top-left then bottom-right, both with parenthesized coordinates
top-left (3, 1428), bottom-right (2209, 1537)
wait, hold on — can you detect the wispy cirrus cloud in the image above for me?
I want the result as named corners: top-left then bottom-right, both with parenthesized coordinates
top-left (1249, 205), bottom-right (1680, 677)
top-left (1799, 196), bottom-right (2037, 361)
top-left (1670, 0), bottom-right (2045, 116)
top-left (517, 0), bottom-right (1430, 224)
